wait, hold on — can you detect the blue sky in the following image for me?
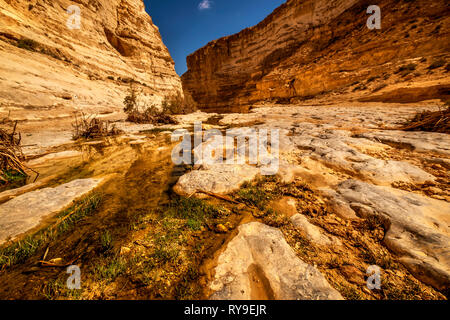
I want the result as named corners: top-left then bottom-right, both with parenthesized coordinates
top-left (145, 0), bottom-right (285, 75)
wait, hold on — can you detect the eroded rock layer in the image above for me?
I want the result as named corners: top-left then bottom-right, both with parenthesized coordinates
top-left (0, 0), bottom-right (182, 120)
top-left (182, 0), bottom-right (450, 112)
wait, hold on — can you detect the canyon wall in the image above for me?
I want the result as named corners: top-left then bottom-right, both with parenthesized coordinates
top-left (182, 0), bottom-right (450, 112)
top-left (0, 0), bottom-right (182, 120)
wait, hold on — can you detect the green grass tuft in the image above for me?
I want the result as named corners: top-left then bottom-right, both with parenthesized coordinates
top-left (0, 193), bottom-right (102, 268)
top-left (100, 230), bottom-right (113, 253)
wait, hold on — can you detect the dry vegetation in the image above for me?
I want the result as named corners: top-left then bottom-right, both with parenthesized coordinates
top-left (161, 92), bottom-right (197, 115)
top-left (401, 103), bottom-right (449, 134)
top-left (0, 121), bottom-right (30, 186)
top-left (232, 177), bottom-right (445, 300)
top-left (123, 83), bottom-right (196, 124)
top-left (0, 169), bottom-right (446, 300)
top-left (72, 113), bottom-right (123, 140)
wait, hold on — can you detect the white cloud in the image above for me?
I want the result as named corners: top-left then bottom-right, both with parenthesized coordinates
top-left (198, 0), bottom-right (212, 10)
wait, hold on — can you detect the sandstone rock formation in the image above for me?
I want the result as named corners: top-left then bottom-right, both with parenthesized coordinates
top-left (174, 103), bottom-right (450, 293)
top-left (182, 0), bottom-right (450, 112)
top-left (173, 163), bottom-right (260, 197)
top-left (209, 222), bottom-right (343, 300)
top-left (334, 179), bottom-right (450, 291)
top-left (0, 0), bottom-right (182, 121)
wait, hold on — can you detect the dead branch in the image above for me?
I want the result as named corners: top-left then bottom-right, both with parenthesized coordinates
top-left (196, 190), bottom-right (240, 204)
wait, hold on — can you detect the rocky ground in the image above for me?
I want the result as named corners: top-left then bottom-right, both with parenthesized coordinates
top-left (0, 101), bottom-right (448, 300)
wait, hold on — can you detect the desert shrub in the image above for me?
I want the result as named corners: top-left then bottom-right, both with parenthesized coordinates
top-left (72, 113), bottom-right (122, 140)
top-left (0, 121), bottom-right (34, 186)
top-left (400, 106), bottom-right (449, 134)
top-left (161, 92), bottom-right (197, 115)
top-left (123, 82), bottom-right (139, 114)
top-left (126, 106), bottom-right (177, 125)
top-left (123, 83), bottom-right (179, 124)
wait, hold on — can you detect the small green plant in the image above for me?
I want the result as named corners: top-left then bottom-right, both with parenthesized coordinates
top-left (94, 256), bottom-right (127, 281)
top-left (237, 181), bottom-right (272, 210)
top-left (0, 170), bottom-right (27, 191)
top-left (186, 218), bottom-right (202, 230)
top-left (41, 278), bottom-right (66, 300)
top-left (166, 197), bottom-right (222, 229)
top-left (100, 230), bottom-right (113, 253)
top-left (263, 208), bottom-right (290, 227)
top-left (0, 122), bottom-right (29, 188)
top-left (151, 245), bottom-right (179, 264)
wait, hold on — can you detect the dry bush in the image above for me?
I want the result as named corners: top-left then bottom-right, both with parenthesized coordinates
top-left (72, 113), bottom-right (122, 140)
top-left (401, 103), bottom-right (449, 134)
top-left (123, 83), bottom-right (179, 124)
top-left (123, 82), bottom-right (140, 114)
top-left (125, 107), bottom-right (177, 125)
top-left (0, 121), bottom-right (29, 184)
top-left (161, 92), bottom-right (197, 115)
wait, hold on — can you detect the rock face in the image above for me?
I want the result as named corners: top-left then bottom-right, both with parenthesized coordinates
top-left (182, 0), bottom-right (450, 112)
top-left (209, 222), bottom-right (343, 300)
top-left (0, 0), bottom-right (182, 120)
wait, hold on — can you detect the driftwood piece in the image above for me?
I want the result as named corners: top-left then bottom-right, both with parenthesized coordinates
top-left (195, 190), bottom-right (240, 204)
top-left (39, 253), bottom-right (82, 268)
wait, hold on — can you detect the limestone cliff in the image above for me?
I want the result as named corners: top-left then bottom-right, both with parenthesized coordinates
top-left (182, 0), bottom-right (450, 112)
top-left (0, 0), bottom-right (182, 120)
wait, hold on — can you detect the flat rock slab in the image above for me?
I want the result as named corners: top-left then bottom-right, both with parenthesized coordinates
top-left (27, 150), bottom-right (82, 166)
top-left (360, 130), bottom-right (450, 156)
top-left (290, 126), bottom-right (435, 185)
top-left (209, 222), bottom-right (343, 300)
top-left (173, 164), bottom-right (260, 197)
top-left (0, 178), bottom-right (103, 244)
top-left (334, 179), bottom-right (450, 291)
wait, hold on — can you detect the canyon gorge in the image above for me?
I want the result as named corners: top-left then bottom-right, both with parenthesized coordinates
top-left (182, 0), bottom-right (449, 112)
top-left (0, 0), bottom-right (449, 302)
